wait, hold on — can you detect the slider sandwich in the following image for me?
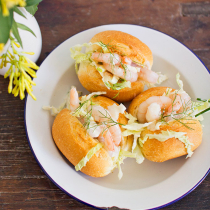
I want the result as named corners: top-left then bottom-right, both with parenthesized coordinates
top-left (44, 88), bottom-right (135, 178)
top-left (70, 30), bottom-right (167, 102)
top-left (123, 74), bottom-right (209, 162)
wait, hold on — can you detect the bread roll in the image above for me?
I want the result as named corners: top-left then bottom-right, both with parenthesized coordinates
top-left (52, 96), bottom-right (133, 177)
top-left (128, 87), bottom-right (203, 162)
top-left (78, 30), bottom-right (153, 102)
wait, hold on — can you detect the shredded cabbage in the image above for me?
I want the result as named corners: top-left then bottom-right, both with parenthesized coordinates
top-left (139, 130), bottom-right (194, 158)
top-left (116, 149), bottom-right (139, 179)
top-left (102, 74), bottom-right (119, 87)
top-left (122, 114), bottom-right (165, 164)
top-left (116, 150), bottom-right (125, 180)
top-left (105, 79), bottom-right (131, 90)
top-left (147, 121), bottom-right (165, 131)
top-left (117, 161), bottom-right (123, 180)
top-left (120, 150), bottom-right (137, 158)
top-left (162, 88), bottom-right (172, 97)
top-left (194, 100), bottom-right (209, 111)
top-left (81, 91), bottom-right (106, 101)
top-left (131, 134), bottom-right (145, 164)
top-left (176, 73), bottom-right (184, 91)
top-left (73, 91), bottom-right (106, 118)
top-left (91, 59), bottom-right (131, 90)
top-left (122, 121), bottom-right (152, 131)
top-left (75, 143), bottom-right (103, 171)
top-left (131, 134), bottom-right (139, 152)
top-left (70, 43), bottom-right (92, 72)
top-left (122, 116), bottom-right (150, 164)
top-left (143, 81), bottom-right (156, 88)
top-left (42, 104), bottom-right (65, 116)
top-left (125, 112), bottom-right (138, 124)
top-left (126, 65), bottom-right (140, 73)
top-left (133, 143), bottom-right (145, 164)
top-left (42, 90), bottom-right (71, 116)
top-left (156, 72), bottom-right (168, 84)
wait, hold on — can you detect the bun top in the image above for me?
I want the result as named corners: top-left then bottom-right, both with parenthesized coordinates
top-left (88, 30), bottom-right (153, 69)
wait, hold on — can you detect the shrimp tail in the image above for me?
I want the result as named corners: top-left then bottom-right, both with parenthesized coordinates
top-left (70, 87), bottom-right (80, 112)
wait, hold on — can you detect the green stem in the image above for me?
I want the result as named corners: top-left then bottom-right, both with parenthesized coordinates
top-left (197, 98), bottom-right (210, 103)
top-left (195, 107), bottom-right (210, 117)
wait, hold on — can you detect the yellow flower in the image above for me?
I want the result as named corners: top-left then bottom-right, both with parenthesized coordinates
top-left (0, 43), bottom-right (4, 53)
top-left (1, 0), bottom-right (9, 16)
top-left (1, 0), bottom-right (26, 16)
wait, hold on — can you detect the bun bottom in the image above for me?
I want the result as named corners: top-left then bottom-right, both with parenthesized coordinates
top-left (141, 120), bottom-right (202, 162)
top-left (78, 61), bottom-right (144, 102)
top-left (128, 87), bottom-right (203, 162)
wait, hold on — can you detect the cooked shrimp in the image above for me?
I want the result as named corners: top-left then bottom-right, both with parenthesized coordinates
top-left (145, 103), bottom-right (162, 122)
top-left (99, 126), bottom-right (115, 151)
top-left (70, 87), bottom-right (80, 112)
top-left (87, 121), bottom-right (102, 138)
top-left (92, 52), bottom-right (160, 84)
top-left (137, 96), bottom-right (171, 123)
top-left (91, 52), bottom-right (121, 65)
top-left (104, 63), bottom-right (138, 82)
top-left (91, 105), bottom-right (122, 147)
top-left (121, 56), bottom-right (132, 65)
top-left (138, 67), bottom-right (159, 84)
top-left (167, 92), bottom-right (191, 115)
top-left (91, 105), bottom-right (108, 122)
top-left (108, 124), bottom-right (122, 146)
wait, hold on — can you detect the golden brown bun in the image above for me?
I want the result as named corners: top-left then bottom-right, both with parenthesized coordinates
top-left (52, 96), bottom-right (133, 177)
top-left (128, 87), bottom-right (203, 162)
top-left (141, 120), bottom-right (202, 162)
top-left (78, 30), bottom-right (153, 102)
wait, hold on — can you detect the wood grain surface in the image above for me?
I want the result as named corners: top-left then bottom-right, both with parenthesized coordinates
top-left (0, 0), bottom-right (210, 209)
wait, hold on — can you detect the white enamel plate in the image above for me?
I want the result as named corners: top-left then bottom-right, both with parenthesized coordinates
top-left (25, 24), bottom-right (210, 209)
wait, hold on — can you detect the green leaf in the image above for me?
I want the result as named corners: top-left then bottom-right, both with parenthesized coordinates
top-left (17, 22), bottom-right (36, 37)
top-left (25, 4), bottom-right (38, 16)
top-left (13, 6), bottom-right (26, 18)
top-left (0, 8), bottom-right (13, 44)
top-left (11, 20), bottom-right (23, 48)
top-left (26, 0), bottom-right (42, 6)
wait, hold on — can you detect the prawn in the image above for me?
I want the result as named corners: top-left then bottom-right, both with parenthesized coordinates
top-left (121, 56), bottom-right (132, 65)
top-left (98, 126), bottom-right (115, 151)
top-left (91, 105), bottom-right (122, 148)
top-left (103, 63), bottom-right (138, 82)
top-left (92, 52), bottom-right (159, 84)
top-left (87, 121), bottom-right (102, 138)
top-left (167, 92), bottom-right (191, 116)
top-left (137, 96), bottom-right (172, 123)
top-left (70, 87), bottom-right (80, 112)
top-left (108, 124), bottom-right (122, 146)
top-left (138, 67), bottom-right (159, 84)
top-left (91, 52), bottom-right (121, 65)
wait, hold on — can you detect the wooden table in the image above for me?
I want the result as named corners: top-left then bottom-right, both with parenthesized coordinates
top-left (1, 0), bottom-right (210, 209)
